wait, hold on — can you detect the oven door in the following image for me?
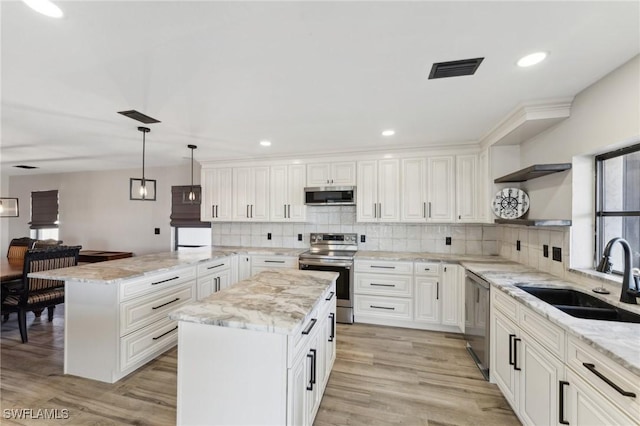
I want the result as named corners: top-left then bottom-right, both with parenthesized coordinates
top-left (298, 259), bottom-right (353, 308)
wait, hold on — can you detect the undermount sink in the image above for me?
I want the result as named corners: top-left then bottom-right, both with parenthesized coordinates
top-left (515, 285), bottom-right (640, 324)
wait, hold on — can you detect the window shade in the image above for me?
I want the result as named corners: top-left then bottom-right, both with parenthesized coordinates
top-left (170, 186), bottom-right (210, 228)
top-left (30, 190), bottom-right (59, 229)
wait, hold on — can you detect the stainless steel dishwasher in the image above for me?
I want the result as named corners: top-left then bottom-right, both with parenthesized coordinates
top-left (464, 270), bottom-right (490, 380)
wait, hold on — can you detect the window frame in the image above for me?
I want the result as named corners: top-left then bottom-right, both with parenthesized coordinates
top-left (594, 142), bottom-right (640, 272)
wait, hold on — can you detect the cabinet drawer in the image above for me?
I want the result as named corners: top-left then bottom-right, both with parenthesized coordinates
top-left (120, 282), bottom-right (195, 336)
top-left (354, 295), bottom-right (412, 320)
top-left (492, 288), bottom-right (518, 322)
top-left (197, 258), bottom-right (230, 276)
top-left (251, 256), bottom-right (298, 268)
top-left (355, 273), bottom-right (412, 297)
top-left (355, 260), bottom-right (413, 275)
top-left (414, 262), bottom-right (440, 276)
top-left (518, 305), bottom-right (565, 360)
top-left (290, 307), bottom-right (321, 366)
top-left (119, 266), bottom-right (196, 302)
top-left (567, 336), bottom-right (640, 422)
top-left (120, 317), bottom-right (179, 372)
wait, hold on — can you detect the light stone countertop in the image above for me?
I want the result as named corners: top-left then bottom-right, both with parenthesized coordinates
top-left (29, 246), bottom-right (305, 284)
top-left (169, 269), bottom-right (339, 334)
top-left (460, 260), bottom-right (640, 376)
top-left (355, 250), bottom-right (505, 263)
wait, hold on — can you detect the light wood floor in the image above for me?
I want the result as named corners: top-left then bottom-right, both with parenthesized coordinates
top-left (1, 306), bottom-right (519, 425)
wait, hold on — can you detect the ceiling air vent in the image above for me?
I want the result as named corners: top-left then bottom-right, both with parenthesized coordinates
top-left (117, 110), bottom-right (161, 124)
top-left (428, 57), bottom-right (484, 79)
top-left (14, 165), bottom-right (38, 169)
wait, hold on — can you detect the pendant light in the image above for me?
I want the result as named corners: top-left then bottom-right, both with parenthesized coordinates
top-left (129, 126), bottom-right (156, 201)
top-left (186, 144), bottom-right (199, 203)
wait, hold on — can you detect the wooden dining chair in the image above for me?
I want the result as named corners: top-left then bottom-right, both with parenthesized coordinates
top-left (1, 245), bottom-right (81, 343)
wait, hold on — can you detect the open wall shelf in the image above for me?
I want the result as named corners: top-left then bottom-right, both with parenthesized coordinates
top-left (494, 163), bottom-right (571, 183)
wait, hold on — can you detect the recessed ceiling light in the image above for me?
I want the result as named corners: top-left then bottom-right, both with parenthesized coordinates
top-left (382, 130), bottom-right (395, 137)
top-left (260, 140), bottom-right (271, 147)
top-left (517, 52), bottom-right (548, 67)
top-left (21, 0), bottom-right (64, 18)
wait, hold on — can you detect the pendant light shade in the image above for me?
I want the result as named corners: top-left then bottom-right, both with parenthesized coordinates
top-left (130, 126), bottom-right (156, 201)
top-left (184, 144), bottom-right (200, 204)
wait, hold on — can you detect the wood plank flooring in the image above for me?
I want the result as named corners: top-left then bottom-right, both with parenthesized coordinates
top-left (1, 306), bottom-right (519, 425)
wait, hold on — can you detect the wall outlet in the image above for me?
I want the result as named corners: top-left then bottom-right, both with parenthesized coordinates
top-left (154, 228), bottom-right (160, 235)
top-left (543, 245), bottom-right (549, 258)
top-left (297, 234), bottom-right (302, 241)
top-left (552, 247), bottom-right (562, 262)
top-left (445, 237), bottom-right (452, 246)
top-left (360, 235), bottom-right (366, 243)
top-left (516, 240), bottom-right (521, 251)
top-left (267, 233), bottom-right (272, 240)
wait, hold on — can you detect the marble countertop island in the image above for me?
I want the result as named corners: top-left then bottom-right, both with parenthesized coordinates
top-left (169, 269), bottom-right (339, 334)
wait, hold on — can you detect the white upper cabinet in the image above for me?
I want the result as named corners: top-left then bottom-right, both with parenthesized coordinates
top-left (428, 156), bottom-right (456, 222)
top-left (456, 154), bottom-right (478, 222)
top-left (356, 159), bottom-right (400, 222)
top-left (270, 165), bottom-right (306, 222)
top-left (401, 158), bottom-right (427, 222)
top-left (201, 167), bottom-right (233, 221)
top-left (232, 166), bottom-right (270, 221)
top-left (306, 161), bottom-right (356, 187)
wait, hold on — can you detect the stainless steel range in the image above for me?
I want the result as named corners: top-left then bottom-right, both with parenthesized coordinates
top-left (299, 233), bottom-right (357, 324)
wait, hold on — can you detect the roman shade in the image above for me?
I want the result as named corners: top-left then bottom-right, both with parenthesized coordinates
top-left (29, 190), bottom-right (59, 229)
top-left (170, 185), bottom-right (210, 228)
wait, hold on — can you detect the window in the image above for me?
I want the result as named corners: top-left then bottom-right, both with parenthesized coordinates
top-left (29, 190), bottom-right (59, 241)
top-left (595, 143), bottom-right (640, 272)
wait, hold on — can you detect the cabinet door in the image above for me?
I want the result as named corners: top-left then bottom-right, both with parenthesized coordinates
top-left (356, 160), bottom-right (378, 222)
top-left (218, 269), bottom-right (232, 291)
top-left (287, 352), bottom-right (309, 426)
top-left (377, 159), bottom-right (400, 222)
top-left (456, 154), bottom-right (478, 222)
top-left (401, 158), bottom-right (427, 222)
top-left (252, 167), bottom-right (270, 221)
top-left (427, 156), bottom-right (455, 222)
top-left (519, 336), bottom-right (564, 426)
top-left (306, 163), bottom-right (331, 186)
top-left (270, 166), bottom-right (288, 222)
top-left (288, 164), bottom-right (307, 221)
top-left (492, 310), bottom-right (519, 409)
top-left (414, 277), bottom-right (440, 324)
top-left (201, 168), bottom-right (233, 221)
top-left (441, 265), bottom-right (463, 331)
top-left (331, 161), bottom-right (356, 185)
top-left (197, 274), bottom-right (217, 300)
top-left (233, 167), bottom-right (252, 221)
top-left (477, 149), bottom-right (489, 223)
top-left (237, 255), bottom-right (251, 281)
top-left (324, 309), bottom-right (336, 379)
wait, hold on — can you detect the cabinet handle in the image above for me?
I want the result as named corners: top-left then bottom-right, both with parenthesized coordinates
top-left (152, 326), bottom-right (178, 341)
top-left (152, 276), bottom-right (179, 285)
top-left (302, 318), bottom-right (317, 335)
top-left (371, 265), bottom-right (395, 269)
top-left (513, 338), bottom-right (521, 371)
top-left (328, 313), bottom-right (335, 342)
top-left (306, 352), bottom-right (314, 391)
top-left (152, 297), bottom-right (180, 310)
top-left (215, 205), bottom-right (218, 218)
top-left (265, 260), bottom-right (285, 264)
top-left (476, 287), bottom-right (480, 303)
top-left (331, 179), bottom-right (334, 184)
top-left (371, 283), bottom-right (396, 287)
top-left (459, 215), bottom-right (461, 220)
top-left (428, 202), bottom-right (432, 218)
top-left (370, 305), bottom-right (395, 310)
top-left (311, 348), bottom-right (317, 385)
top-left (423, 202), bottom-right (426, 218)
top-left (207, 263), bottom-right (225, 270)
top-left (373, 203), bottom-right (377, 218)
top-left (325, 291), bottom-right (335, 301)
top-left (246, 204), bottom-right (249, 218)
top-left (436, 282), bottom-right (439, 300)
top-left (251, 204), bottom-right (253, 218)
top-left (378, 203), bottom-right (382, 218)
top-left (212, 205), bottom-right (215, 218)
top-left (559, 381), bottom-right (570, 425)
top-left (582, 363), bottom-right (637, 397)
top-left (444, 266), bottom-right (447, 272)
top-left (216, 277), bottom-right (220, 292)
top-left (284, 204), bottom-right (287, 218)
top-left (508, 334), bottom-right (516, 366)
top-left (288, 204), bottom-right (291, 218)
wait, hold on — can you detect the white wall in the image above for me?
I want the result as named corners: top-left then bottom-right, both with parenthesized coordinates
top-left (2, 163), bottom-right (199, 256)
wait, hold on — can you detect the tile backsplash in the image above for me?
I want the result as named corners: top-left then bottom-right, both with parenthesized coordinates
top-left (212, 206), bottom-right (499, 255)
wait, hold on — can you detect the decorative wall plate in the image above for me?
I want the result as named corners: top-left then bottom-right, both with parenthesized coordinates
top-left (492, 188), bottom-right (529, 219)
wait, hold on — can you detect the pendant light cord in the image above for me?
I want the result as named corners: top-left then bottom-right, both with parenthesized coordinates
top-left (142, 129), bottom-right (146, 185)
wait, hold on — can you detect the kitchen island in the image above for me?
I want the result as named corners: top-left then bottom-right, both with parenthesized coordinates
top-left (170, 268), bottom-right (338, 426)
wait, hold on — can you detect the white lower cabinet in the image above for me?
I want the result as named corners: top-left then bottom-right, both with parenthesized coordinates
top-left (197, 257), bottom-right (232, 299)
top-left (237, 254), bottom-right (251, 281)
top-left (251, 255), bottom-right (298, 276)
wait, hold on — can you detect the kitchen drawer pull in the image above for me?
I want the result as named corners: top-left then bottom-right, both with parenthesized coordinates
top-left (370, 305), bottom-right (395, 310)
top-left (301, 318), bottom-right (317, 335)
top-left (513, 338), bottom-right (521, 371)
top-left (582, 363), bottom-right (637, 397)
top-left (325, 291), bottom-right (335, 301)
top-left (207, 263), bottom-right (225, 270)
top-left (559, 381), bottom-right (570, 425)
top-left (152, 326), bottom-right (178, 341)
top-left (151, 276), bottom-right (179, 285)
top-left (151, 297), bottom-right (180, 310)
top-left (508, 334), bottom-right (516, 366)
top-left (370, 283), bottom-right (396, 287)
top-left (264, 260), bottom-right (286, 263)
top-left (370, 265), bottom-right (395, 269)
top-left (306, 352), bottom-right (314, 391)
top-left (328, 313), bottom-right (335, 342)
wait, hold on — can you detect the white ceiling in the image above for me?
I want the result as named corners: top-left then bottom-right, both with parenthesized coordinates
top-left (1, 1), bottom-right (639, 176)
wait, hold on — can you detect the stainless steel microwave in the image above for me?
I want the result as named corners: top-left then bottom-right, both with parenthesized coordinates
top-left (304, 186), bottom-right (356, 205)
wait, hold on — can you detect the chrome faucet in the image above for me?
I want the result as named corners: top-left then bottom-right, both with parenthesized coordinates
top-left (596, 238), bottom-right (638, 304)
